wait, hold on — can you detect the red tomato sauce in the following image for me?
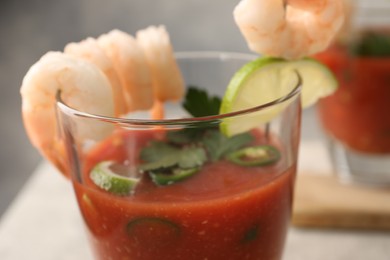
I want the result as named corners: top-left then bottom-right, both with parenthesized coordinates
top-left (316, 45), bottom-right (390, 154)
top-left (73, 130), bottom-right (296, 260)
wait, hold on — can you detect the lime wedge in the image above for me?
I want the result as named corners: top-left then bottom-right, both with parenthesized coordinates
top-left (90, 161), bottom-right (139, 195)
top-left (220, 57), bottom-right (337, 136)
top-left (289, 58), bottom-right (338, 107)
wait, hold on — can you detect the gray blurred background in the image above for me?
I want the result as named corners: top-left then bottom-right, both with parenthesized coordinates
top-left (0, 0), bottom-right (322, 216)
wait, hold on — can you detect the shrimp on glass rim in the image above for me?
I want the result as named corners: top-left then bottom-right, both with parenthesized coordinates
top-left (20, 52), bottom-right (114, 175)
top-left (20, 26), bottom-right (185, 175)
top-left (136, 25), bottom-right (185, 119)
top-left (97, 29), bottom-right (155, 113)
top-left (64, 37), bottom-right (128, 116)
top-left (234, 0), bottom-right (345, 59)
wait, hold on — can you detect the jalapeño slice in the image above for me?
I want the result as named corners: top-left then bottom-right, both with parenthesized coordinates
top-left (149, 167), bottom-right (199, 186)
top-left (126, 217), bottom-right (180, 247)
top-left (226, 145), bottom-right (280, 166)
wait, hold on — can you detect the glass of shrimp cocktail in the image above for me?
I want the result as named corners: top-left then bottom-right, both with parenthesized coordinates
top-left (20, 1), bottom-right (344, 259)
top-left (56, 51), bottom-right (302, 260)
top-left (315, 0), bottom-right (390, 185)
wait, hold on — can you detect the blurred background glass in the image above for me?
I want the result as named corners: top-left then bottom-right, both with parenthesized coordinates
top-left (0, 0), bottom-right (251, 216)
top-left (315, 0), bottom-right (390, 185)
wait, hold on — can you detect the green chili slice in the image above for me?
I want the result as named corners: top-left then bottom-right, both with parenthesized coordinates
top-left (126, 217), bottom-right (180, 246)
top-left (226, 145), bottom-right (280, 166)
top-left (149, 167), bottom-right (199, 186)
top-left (241, 225), bottom-right (260, 244)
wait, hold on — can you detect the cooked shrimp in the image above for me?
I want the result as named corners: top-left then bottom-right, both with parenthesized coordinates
top-left (98, 30), bottom-right (154, 112)
top-left (20, 52), bottom-right (114, 175)
top-left (64, 37), bottom-right (128, 116)
top-left (234, 0), bottom-right (345, 59)
top-left (136, 25), bottom-right (185, 119)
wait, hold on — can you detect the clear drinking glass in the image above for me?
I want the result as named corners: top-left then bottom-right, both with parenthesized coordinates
top-left (56, 52), bottom-right (301, 260)
top-left (316, 0), bottom-right (390, 186)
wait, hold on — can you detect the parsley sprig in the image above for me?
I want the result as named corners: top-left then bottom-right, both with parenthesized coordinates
top-left (138, 86), bottom-right (278, 186)
top-left (140, 129), bottom-right (253, 174)
top-left (183, 87), bottom-right (221, 117)
top-left (140, 142), bottom-right (207, 171)
top-left (202, 131), bottom-right (254, 161)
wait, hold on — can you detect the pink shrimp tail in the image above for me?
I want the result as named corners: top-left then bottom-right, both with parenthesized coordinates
top-left (151, 100), bottom-right (165, 120)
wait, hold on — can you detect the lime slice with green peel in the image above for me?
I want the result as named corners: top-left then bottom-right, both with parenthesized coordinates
top-left (90, 161), bottom-right (139, 195)
top-left (290, 58), bottom-right (338, 107)
top-left (220, 57), bottom-right (337, 136)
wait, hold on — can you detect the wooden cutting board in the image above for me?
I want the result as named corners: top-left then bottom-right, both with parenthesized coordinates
top-left (292, 173), bottom-right (390, 230)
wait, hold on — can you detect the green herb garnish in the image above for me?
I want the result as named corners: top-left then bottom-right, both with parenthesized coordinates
top-left (140, 142), bottom-right (207, 171)
top-left (138, 86), bottom-right (280, 186)
top-left (139, 142), bottom-right (206, 185)
top-left (203, 130), bottom-right (254, 161)
top-left (183, 87), bottom-right (222, 117)
top-left (140, 141), bottom-right (179, 164)
top-left (351, 32), bottom-right (390, 56)
top-left (167, 127), bottom-right (206, 145)
top-left (226, 145), bottom-right (281, 167)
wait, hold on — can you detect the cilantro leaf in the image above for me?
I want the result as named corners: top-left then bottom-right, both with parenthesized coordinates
top-left (225, 133), bottom-right (255, 154)
top-left (351, 32), bottom-right (390, 56)
top-left (177, 147), bottom-right (207, 168)
top-left (138, 86), bottom-right (259, 184)
top-left (202, 131), bottom-right (227, 161)
top-left (140, 141), bottom-right (179, 163)
top-left (167, 128), bottom-right (205, 145)
top-left (183, 87), bottom-right (222, 117)
top-left (203, 130), bottom-right (254, 161)
top-left (139, 142), bottom-right (207, 172)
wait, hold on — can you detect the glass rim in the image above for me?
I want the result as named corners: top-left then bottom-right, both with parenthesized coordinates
top-left (56, 51), bottom-right (302, 126)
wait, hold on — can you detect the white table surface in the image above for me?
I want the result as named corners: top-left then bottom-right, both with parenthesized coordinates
top-left (0, 141), bottom-right (389, 260)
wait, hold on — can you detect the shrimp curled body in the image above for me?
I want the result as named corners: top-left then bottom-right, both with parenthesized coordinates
top-left (136, 25), bottom-right (185, 119)
top-left (64, 38), bottom-right (128, 116)
top-left (98, 30), bottom-right (155, 112)
top-left (20, 26), bottom-right (184, 176)
top-left (20, 52), bottom-right (114, 174)
top-left (234, 0), bottom-right (345, 59)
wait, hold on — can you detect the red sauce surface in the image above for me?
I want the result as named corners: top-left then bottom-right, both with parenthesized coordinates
top-left (73, 130), bottom-right (296, 260)
top-left (316, 45), bottom-right (390, 153)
